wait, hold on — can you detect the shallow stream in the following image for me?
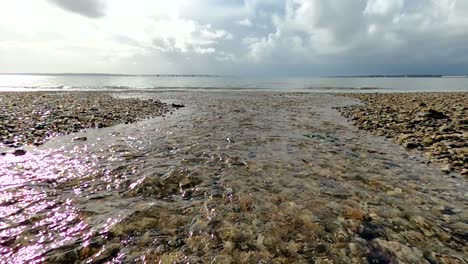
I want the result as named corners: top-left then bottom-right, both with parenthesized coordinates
top-left (0, 92), bottom-right (466, 263)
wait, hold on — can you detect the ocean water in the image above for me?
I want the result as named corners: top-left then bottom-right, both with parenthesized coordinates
top-left (1, 74), bottom-right (468, 92)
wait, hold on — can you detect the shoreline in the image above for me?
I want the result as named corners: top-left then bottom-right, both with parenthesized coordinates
top-left (1, 91), bottom-right (466, 175)
top-left (0, 91), bottom-right (170, 149)
top-left (338, 92), bottom-right (467, 175)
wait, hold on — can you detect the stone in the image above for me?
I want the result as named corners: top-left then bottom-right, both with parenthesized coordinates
top-left (422, 109), bottom-right (447, 119)
top-left (441, 165), bottom-right (451, 173)
top-left (366, 249), bottom-right (393, 264)
top-left (404, 142), bottom-right (420, 149)
top-left (373, 239), bottom-right (426, 263)
top-left (12, 149), bottom-right (27, 156)
top-left (358, 221), bottom-right (386, 240)
top-left (439, 124), bottom-right (453, 132)
top-left (171, 103), bottom-right (185, 108)
top-left (421, 138), bottom-right (434, 146)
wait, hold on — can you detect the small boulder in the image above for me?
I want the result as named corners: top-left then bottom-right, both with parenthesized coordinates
top-left (171, 103), bottom-right (185, 108)
top-left (404, 142), bottom-right (420, 149)
top-left (12, 149), bottom-right (27, 156)
top-left (422, 109), bottom-right (447, 119)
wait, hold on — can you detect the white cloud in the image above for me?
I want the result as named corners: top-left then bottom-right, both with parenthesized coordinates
top-left (237, 19), bottom-right (253, 27)
top-left (364, 0), bottom-right (404, 16)
top-left (149, 18), bottom-right (232, 54)
top-left (1, 0), bottom-right (468, 75)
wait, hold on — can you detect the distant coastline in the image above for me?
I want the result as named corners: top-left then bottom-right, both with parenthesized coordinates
top-left (0, 73), bottom-right (221, 77)
top-left (329, 75), bottom-right (468, 78)
top-left (1, 73), bottom-right (467, 78)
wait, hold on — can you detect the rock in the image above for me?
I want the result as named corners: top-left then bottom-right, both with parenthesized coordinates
top-left (404, 142), bottom-right (420, 149)
top-left (358, 221), bottom-right (386, 240)
top-left (421, 138), bottom-right (434, 146)
top-left (366, 249), bottom-right (393, 264)
top-left (373, 239), bottom-right (426, 263)
top-left (386, 187), bottom-right (403, 196)
top-left (12, 149), bottom-right (27, 156)
top-left (439, 124), bottom-right (453, 132)
top-left (73, 136), bottom-right (88, 141)
top-left (441, 165), bottom-right (451, 173)
top-left (171, 103), bottom-right (185, 108)
top-left (421, 109), bottom-right (448, 119)
top-left (34, 124), bottom-right (46, 130)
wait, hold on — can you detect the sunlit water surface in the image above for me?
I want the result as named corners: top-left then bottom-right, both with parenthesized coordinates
top-left (1, 75), bottom-right (468, 92)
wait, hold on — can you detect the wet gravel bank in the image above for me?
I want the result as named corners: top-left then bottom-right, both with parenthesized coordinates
top-left (0, 92), bottom-right (169, 148)
top-left (338, 93), bottom-right (468, 175)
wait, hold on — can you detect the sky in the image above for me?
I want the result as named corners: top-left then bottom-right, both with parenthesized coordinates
top-left (1, 0), bottom-right (468, 76)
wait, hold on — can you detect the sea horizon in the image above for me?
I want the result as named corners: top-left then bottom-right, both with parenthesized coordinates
top-left (1, 74), bottom-right (468, 93)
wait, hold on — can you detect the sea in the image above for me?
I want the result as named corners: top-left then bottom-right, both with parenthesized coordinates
top-left (1, 74), bottom-right (468, 92)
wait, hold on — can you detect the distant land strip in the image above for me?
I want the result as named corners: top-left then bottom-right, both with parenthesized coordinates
top-left (329, 75), bottom-right (468, 78)
top-left (0, 73), bottom-right (221, 77)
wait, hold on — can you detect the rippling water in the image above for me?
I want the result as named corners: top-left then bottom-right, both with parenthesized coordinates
top-left (1, 75), bottom-right (468, 92)
top-left (1, 92), bottom-right (466, 263)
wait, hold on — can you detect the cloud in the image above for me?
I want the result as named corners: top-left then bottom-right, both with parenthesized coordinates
top-left (48, 0), bottom-right (106, 18)
top-left (1, 0), bottom-right (468, 75)
top-left (149, 18), bottom-right (233, 55)
top-left (245, 0), bottom-right (468, 70)
top-left (237, 19), bottom-right (253, 27)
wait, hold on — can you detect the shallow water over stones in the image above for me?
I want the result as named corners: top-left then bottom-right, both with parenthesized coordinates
top-left (0, 92), bottom-right (466, 263)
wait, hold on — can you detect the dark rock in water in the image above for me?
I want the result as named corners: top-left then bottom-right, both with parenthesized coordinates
top-left (315, 243), bottom-right (329, 254)
top-left (367, 250), bottom-right (392, 264)
top-left (172, 103), bottom-right (185, 108)
top-left (422, 109), bottom-right (447, 119)
top-left (358, 221), bottom-right (386, 240)
top-left (441, 207), bottom-right (456, 215)
top-left (423, 251), bottom-right (439, 264)
top-left (404, 142), bottom-right (420, 149)
top-left (34, 123), bottom-right (46, 130)
top-left (12, 149), bottom-right (27, 156)
top-left (73, 136), bottom-right (88, 141)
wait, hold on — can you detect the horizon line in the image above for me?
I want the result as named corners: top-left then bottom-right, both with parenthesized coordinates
top-left (1, 73), bottom-right (467, 78)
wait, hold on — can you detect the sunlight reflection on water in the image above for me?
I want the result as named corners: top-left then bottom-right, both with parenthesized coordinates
top-left (0, 150), bottom-right (92, 262)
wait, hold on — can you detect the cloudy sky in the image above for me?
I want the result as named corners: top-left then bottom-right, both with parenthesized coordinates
top-left (1, 0), bottom-right (468, 76)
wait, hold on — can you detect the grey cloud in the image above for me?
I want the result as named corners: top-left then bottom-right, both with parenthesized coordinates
top-left (48, 0), bottom-right (106, 18)
top-left (244, 0), bottom-right (468, 74)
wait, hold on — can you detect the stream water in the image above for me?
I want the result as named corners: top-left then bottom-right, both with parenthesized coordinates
top-left (0, 92), bottom-right (466, 263)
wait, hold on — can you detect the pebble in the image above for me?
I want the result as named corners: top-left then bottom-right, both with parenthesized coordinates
top-left (73, 136), bottom-right (88, 141)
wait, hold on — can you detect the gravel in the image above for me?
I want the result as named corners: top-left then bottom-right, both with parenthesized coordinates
top-left (0, 91), bottom-right (169, 147)
top-left (338, 92), bottom-right (467, 175)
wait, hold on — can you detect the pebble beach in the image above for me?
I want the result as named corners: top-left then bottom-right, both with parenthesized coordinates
top-left (339, 93), bottom-right (467, 176)
top-left (0, 92), bottom-right (169, 148)
top-left (0, 91), bottom-right (467, 263)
